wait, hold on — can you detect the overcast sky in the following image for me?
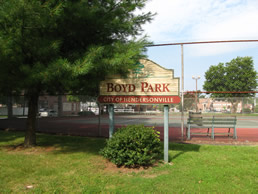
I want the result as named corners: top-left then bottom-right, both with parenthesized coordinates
top-left (140, 0), bottom-right (258, 91)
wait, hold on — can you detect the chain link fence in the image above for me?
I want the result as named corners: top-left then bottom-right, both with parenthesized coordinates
top-left (0, 95), bottom-right (257, 117)
top-left (0, 95), bottom-right (257, 140)
top-left (183, 97), bottom-right (258, 114)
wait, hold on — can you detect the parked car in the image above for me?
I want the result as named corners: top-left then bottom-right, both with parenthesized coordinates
top-left (38, 109), bottom-right (57, 117)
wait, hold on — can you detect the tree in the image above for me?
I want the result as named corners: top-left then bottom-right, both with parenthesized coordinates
top-left (178, 93), bottom-right (195, 111)
top-left (203, 57), bottom-right (257, 113)
top-left (0, 0), bottom-right (154, 147)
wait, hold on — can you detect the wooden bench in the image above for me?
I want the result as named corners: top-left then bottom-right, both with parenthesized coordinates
top-left (187, 116), bottom-right (237, 140)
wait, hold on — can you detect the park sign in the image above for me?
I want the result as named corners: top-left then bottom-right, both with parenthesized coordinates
top-left (98, 59), bottom-right (180, 163)
top-left (98, 59), bottom-right (180, 104)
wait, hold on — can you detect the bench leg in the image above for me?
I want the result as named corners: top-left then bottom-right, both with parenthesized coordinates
top-left (233, 126), bottom-right (237, 139)
top-left (207, 128), bottom-right (210, 136)
top-left (228, 128), bottom-right (231, 137)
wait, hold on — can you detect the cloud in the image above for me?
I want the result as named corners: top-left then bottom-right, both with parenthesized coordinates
top-left (142, 0), bottom-right (258, 56)
top-left (143, 0), bottom-right (203, 42)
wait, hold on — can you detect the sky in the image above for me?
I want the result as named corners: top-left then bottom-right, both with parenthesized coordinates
top-left (139, 0), bottom-right (258, 92)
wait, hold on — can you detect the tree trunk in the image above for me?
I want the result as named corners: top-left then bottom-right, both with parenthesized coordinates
top-left (23, 96), bottom-right (26, 116)
top-left (24, 93), bottom-right (39, 147)
top-left (97, 103), bottom-right (101, 136)
top-left (241, 98), bottom-right (245, 114)
top-left (58, 95), bottom-right (63, 117)
top-left (7, 96), bottom-right (13, 119)
top-left (230, 99), bottom-right (239, 114)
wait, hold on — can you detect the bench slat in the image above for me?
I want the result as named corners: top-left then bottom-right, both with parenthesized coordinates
top-left (187, 115), bottom-right (237, 140)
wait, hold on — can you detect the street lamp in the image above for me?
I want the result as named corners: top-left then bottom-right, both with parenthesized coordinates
top-left (192, 76), bottom-right (200, 112)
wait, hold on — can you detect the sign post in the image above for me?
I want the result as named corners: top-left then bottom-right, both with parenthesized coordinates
top-left (98, 59), bottom-right (180, 163)
top-left (108, 104), bottom-right (114, 138)
top-left (164, 105), bottom-right (169, 163)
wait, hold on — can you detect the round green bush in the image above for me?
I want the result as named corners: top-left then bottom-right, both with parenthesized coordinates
top-left (100, 125), bottom-right (162, 167)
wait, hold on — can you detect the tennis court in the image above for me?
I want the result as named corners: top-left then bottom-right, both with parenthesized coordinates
top-left (0, 114), bottom-right (257, 144)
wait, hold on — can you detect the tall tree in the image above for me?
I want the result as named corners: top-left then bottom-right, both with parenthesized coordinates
top-left (178, 93), bottom-right (195, 111)
top-left (0, 0), bottom-right (154, 147)
top-left (203, 57), bottom-right (257, 113)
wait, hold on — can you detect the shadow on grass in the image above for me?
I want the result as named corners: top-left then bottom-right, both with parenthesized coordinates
top-left (0, 131), bottom-right (107, 156)
top-left (168, 143), bottom-right (201, 161)
top-left (0, 130), bottom-right (25, 142)
top-left (37, 133), bottom-right (107, 155)
top-left (1, 131), bottom-right (201, 162)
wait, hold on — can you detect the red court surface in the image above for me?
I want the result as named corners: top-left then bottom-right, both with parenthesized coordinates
top-left (98, 125), bottom-right (258, 145)
top-left (0, 116), bottom-right (258, 145)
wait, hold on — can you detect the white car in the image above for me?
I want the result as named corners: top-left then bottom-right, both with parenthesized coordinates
top-left (38, 109), bottom-right (57, 117)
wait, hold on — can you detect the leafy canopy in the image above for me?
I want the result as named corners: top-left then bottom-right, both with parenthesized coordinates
top-left (203, 57), bottom-right (257, 98)
top-left (0, 0), bottom-right (154, 147)
top-left (0, 0), bottom-right (154, 96)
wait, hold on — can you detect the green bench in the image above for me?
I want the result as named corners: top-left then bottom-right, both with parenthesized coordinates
top-left (187, 116), bottom-right (237, 140)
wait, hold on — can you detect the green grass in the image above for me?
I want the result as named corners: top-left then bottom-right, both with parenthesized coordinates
top-left (0, 131), bottom-right (257, 193)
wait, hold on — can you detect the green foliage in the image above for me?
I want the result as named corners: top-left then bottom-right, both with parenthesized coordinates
top-left (203, 57), bottom-right (257, 98)
top-left (0, 0), bottom-right (153, 96)
top-left (66, 95), bottom-right (80, 102)
top-left (178, 93), bottom-right (195, 111)
top-left (100, 125), bottom-right (162, 167)
top-left (0, 0), bottom-right (154, 146)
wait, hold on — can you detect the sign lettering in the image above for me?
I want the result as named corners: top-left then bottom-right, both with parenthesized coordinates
top-left (98, 59), bottom-right (180, 104)
top-left (107, 83), bottom-right (136, 92)
top-left (98, 95), bottom-right (181, 104)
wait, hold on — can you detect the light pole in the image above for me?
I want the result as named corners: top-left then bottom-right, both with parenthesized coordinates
top-left (192, 76), bottom-right (200, 112)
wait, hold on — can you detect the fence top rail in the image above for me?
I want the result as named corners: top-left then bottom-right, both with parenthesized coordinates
top-left (146, 40), bottom-right (258, 47)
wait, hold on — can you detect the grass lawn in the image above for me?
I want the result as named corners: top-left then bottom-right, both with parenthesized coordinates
top-left (0, 131), bottom-right (257, 193)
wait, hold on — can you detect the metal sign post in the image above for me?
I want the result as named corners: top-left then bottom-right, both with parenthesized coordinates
top-left (164, 105), bottom-right (169, 163)
top-left (108, 104), bottom-right (114, 138)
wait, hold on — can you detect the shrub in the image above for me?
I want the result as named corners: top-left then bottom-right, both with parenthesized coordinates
top-left (100, 125), bottom-right (162, 167)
